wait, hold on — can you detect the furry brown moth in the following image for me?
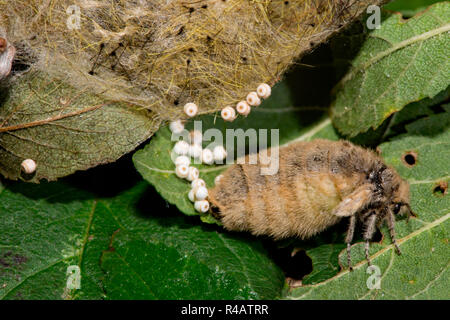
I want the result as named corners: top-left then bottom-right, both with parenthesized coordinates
top-left (209, 139), bottom-right (415, 269)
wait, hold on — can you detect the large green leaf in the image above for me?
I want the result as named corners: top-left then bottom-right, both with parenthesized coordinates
top-left (0, 178), bottom-right (285, 299)
top-left (286, 111), bottom-right (450, 299)
top-left (0, 182), bottom-right (105, 299)
top-left (331, 2), bottom-right (450, 137)
top-left (99, 187), bottom-right (285, 299)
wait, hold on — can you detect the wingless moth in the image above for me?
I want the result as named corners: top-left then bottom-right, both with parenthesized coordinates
top-left (209, 139), bottom-right (415, 269)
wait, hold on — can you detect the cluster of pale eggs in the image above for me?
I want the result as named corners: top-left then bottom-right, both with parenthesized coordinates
top-left (169, 121), bottom-right (227, 213)
top-left (170, 83), bottom-right (272, 213)
top-left (183, 83), bottom-right (271, 121)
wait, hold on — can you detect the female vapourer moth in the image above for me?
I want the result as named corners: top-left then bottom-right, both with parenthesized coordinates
top-left (210, 139), bottom-right (414, 269)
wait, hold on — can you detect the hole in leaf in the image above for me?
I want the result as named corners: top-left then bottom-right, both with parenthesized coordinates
top-left (433, 181), bottom-right (448, 197)
top-left (402, 151), bottom-right (417, 167)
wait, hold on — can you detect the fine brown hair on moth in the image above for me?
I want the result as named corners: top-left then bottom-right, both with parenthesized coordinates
top-left (209, 139), bottom-right (415, 270)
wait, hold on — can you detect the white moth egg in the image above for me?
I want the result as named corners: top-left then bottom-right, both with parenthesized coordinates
top-left (246, 91), bottom-right (261, 107)
top-left (184, 102), bottom-right (198, 117)
top-left (174, 140), bottom-right (190, 155)
top-left (236, 101), bottom-right (251, 116)
top-left (256, 83), bottom-right (271, 99)
top-left (214, 174), bottom-right (224, 185)
top-left (213, 145), bottom-right (227, 162)
top-left (189, 130), bottom-right (203, 145)
top-left (194, 200), bottom-right (210, 213)
top-left (21, 159), bottom-right (36, 174)
top-left (175, 155), bottom-right (190, 167)
top-left (221, 106), bottom-right (236, 122)
top-left (191, 178), bottom-right (206, 189)
top-left (201, 148), bottom-right (214, 165)
top-left (194, 186), bottom-right (208, 201)
top-left (169, 120), bottom-right (184, 134)
top-left (188, 189), bottom-right (195, 202)
top-left (188, 144), bottom-right (203, 159)
top-left (186, 166), bottom-right (200, 181)
top-left (175, 164), bottom-right (189, 178)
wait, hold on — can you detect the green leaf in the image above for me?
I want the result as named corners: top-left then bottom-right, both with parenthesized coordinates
top-left (285, 111), bottom-right (450, 299)
top-left (301, 238), bottom-right (346, 285)
top-left (133, 81), bottom-right (338, 221)
top-left (0, 72), bottom-right (158, 182)
top-left (0, 182), bottom-right (105, 299)
top-left (331, 2), bottom-right (450, 137)
top-left (384, 0), bottom-right (444, 17)
top-left (0, 179), bottom-right (285, 299)
top-left (382, 86), bottom-right (450, 139)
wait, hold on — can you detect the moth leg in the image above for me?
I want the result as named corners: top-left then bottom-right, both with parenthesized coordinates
top-left (363, 213), bottom-right (377, 266)
top-left (387, 208), bottom-right (401, 255)
top-left (345, 215), bottom-right (356, 271)
top-left (332, 184), bottom-right (373, 217)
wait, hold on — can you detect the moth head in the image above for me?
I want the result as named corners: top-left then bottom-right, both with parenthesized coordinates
top-left (375, 165), bottom-right (414, 217)
top-left (390, 176), bottom-right (415, 218)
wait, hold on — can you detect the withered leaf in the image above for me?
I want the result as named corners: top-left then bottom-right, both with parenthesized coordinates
top-left (0, 72), bottom-right (158, 182)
